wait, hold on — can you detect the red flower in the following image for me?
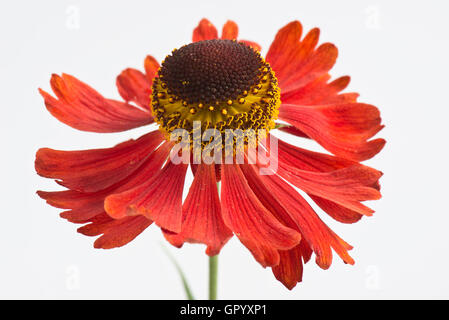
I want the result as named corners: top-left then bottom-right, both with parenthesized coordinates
top-left (36, 19), bottom-right (385, 289)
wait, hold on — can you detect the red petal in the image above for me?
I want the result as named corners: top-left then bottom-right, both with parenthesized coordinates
top-left (35, 131), bottom-right (164, 193)
top-left (105, 161), bottom-right (188, 233)
top-left (244, 164), bottom-right (354, 269)
top-left (272, 242), bottom-right (312, 290)
top-left (37, 142), bottom-right (172, 223)
top-left (144, 55), bottom-right (160, 83)
top-left (277, 125), bottom-right (310, 138)
top-left (39, 73), bottom-right (152, 132)
top-left (165, 163), bottom-right (233, 256)
top-left (192, 18), bottom-right (218, 42)
top-left (309, 195), bottom-right (363, 224)
top-left (278, 103), bottom-right (385, 161)
top-left (272, 137), bottom-right (376, 221)
top-left (116, 68), bottom-right (152, 111)
top-left (78, 213), bottom-right (152, 249)
top-left (190, 163), bottom-right (221, 182)
top-left (267, 22), bottom-right (339, 95)
top-left (281, 43), bottom-right (338, 94)
top-left (266, 21), bottom-right (303, 73)
top-left (281, 75), bottom-right (359, 106)
top-left (220, 164), bottom-right (301, 267)
top-left (221, 20), bottom-right (238, 39)
top-left (280, 164), bottom-right (381, 215)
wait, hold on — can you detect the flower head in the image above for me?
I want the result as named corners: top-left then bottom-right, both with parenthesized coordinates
top-left (36, 18), bottom-right (385, 289)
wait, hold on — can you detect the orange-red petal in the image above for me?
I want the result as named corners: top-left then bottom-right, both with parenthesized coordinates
top-left (78, 213), bottom-right (152, 249)
top-left (192, 18), bottom-right (218, 42)
top-left (220, 164), bottom-right (301, 267)
top-left (37, 141), bottom-right (172, 224)
top-left (221, 20), bottom-right (238, 40)
top-left (243, 164), bottom-right (354, 269)
top-left (39, 73), bottom-right (152, 132)
top-left (165, 163), bottom-right (233, 256)
top-left (278, 103), bottom-right (385, 161)
top-left (104, 161), bottom-right (188, 233)
top-left (267, 21), bottom-right (340, 95)
top-left (281, 75), bottom-right (358, 106)
top-left (116, 68), bottom-right (152, 111)
top-left (35, 131), bottom-right (164, 193)
top-left (272, 242), bottom-right (312, 290)
top-left (144, 55), bottom-right (160, 84)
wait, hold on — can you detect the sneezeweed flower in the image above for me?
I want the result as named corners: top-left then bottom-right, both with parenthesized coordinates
top-left (36, 18), bottom-right (385, 291)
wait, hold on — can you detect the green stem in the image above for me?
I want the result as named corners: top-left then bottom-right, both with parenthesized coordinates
top-left (209, 255), bottom-right (218, 300)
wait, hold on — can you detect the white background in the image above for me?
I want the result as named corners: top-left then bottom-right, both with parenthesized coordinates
top-left (1, 0), bottom-right (448, 299)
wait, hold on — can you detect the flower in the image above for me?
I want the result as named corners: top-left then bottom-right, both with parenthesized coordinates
top-left (36, 18), bottom-right (385, 290)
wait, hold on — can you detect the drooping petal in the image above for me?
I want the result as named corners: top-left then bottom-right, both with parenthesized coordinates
top-left (105, 161), bottom-right (188, 233)
top-left (278, 103), bottom-right (385, 161)
top-left (221, 20), bottom-right (238, 40)
top-left (220, 164), bottom-right (301, 267)
top-left (116, 68), bottom-right (152, 110)
top-left (78, 213), bottom-right (152, 249)
top-left (242, 163), bottom-right (354, 269)
top-left (192, 18), bottom-right (218, 42)
top-left (278, 162), bottom-right (381, 215)
top-left (190, 162), bottom-right (221, 182)
top-left (309, 195), bottom-right (363, 224)
top-left (35, 130), bottom-right (164, 193)
top-left (272, 241), bottom-right (312, 290)
top-left (39, 73), bottom-right (152, 132)
top-left (262, 136), bottom-right (374, 222)
top-left (165, 163), bottom-right (233, 256)
top-left (37, 141), bottom-right (172, 223)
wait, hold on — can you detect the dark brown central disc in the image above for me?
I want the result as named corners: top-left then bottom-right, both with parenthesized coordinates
top-left (159, 39), bottom-right (263, 104)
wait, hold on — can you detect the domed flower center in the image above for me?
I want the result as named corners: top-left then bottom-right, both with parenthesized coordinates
top-left (151, 39), bottom-right (280, 150)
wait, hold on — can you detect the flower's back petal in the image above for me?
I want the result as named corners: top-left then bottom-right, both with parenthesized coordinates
top-left (245, 165), bottom-right (354, 269)
top-left (279, 103), bottom-right (386, 161)
top-left (39, 74), bottom-right (152, 132)
top-left (105, 161), bottom-right (188, 233)
top-left (220, 164), bottom-right (301, 268)
top-left (221, 20), bottom-right (238, 40)
top-left (192, 18), bottom-right (218, 42)
top-left (144, 55), bottom-right (160, 83)
top-left (116, 68), bottom-right (152, 111)
top-left (78, 213), bottom-right (152, 249)
top-left (35, 131), bottom-right (164, 193)
top-left (239, 40), bottom-right (262, 52)
top-left (165, 163), bottom-right (233, 256)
